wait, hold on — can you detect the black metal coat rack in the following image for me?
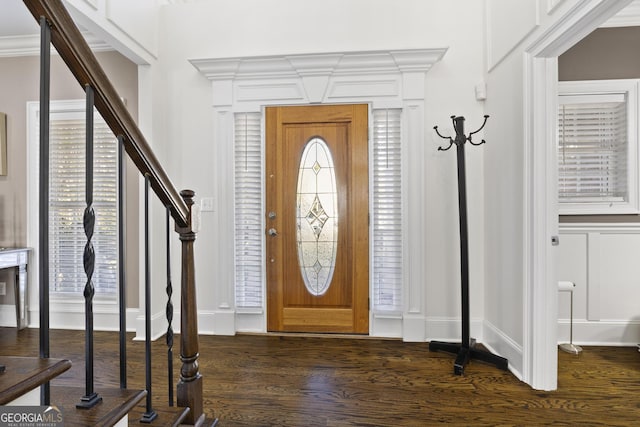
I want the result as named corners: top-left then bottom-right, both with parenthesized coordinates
top-left (429, 115), bottom-right (509, 375)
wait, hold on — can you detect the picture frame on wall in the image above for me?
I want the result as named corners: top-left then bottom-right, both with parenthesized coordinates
top-left (0, 112), bottom-right (6, 175)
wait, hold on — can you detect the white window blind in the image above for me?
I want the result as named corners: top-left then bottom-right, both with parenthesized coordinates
top-left (234, 113), bottom-right (263, 309)
top-left (558, 80), bottom-right (639, 214)
top-left (48, 105), bottom-right (118, 295)
top-left (372, 109), bottom-right (402, 312)
top-left (558, 97), bottom-right (627, 201)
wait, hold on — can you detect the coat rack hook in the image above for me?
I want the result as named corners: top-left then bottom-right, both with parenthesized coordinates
top-left (467, 115), bottom-right (489, 146)
top-left (434, 125), bottom-right (454, 151)
top-left (434, 115), bottom-right (489, 151)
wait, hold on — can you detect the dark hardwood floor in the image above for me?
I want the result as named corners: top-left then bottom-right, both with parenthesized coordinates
top-left (1, 327), bottom-right (638, 426)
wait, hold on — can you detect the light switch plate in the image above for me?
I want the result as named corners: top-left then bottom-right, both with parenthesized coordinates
top-left (201, 197), bottom-right (215, 212)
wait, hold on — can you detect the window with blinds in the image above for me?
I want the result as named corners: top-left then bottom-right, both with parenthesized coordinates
top-left (372, 109), bottom-right (402, 312)
top-left (234, 113), bottom-right (263, 309)
top-left (558, 80), bottom-right (639, 214)
top-left (47, 102), bottom-right (118, 295)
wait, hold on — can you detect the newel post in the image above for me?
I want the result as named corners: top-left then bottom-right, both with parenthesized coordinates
top-left (176, 189), bottom-right (205, 426)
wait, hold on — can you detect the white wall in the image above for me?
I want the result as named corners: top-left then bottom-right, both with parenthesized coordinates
top-left (152, 0), bottom-right (488, 338)
top-left (484, 47), bottom-right (527, 353)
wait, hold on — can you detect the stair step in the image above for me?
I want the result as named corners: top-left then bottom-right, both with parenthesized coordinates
top-left (127, 404), bottom-right (190, 427)
top-left (0, 356), bottom-right (72, 404)
top-left (51, 386), bottom-right (146, 427)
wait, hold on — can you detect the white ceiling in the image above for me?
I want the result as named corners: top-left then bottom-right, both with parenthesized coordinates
top-left (0, 0), bottom-right (40, 38)
top-left (0, 0), bottom-right (639, 48)
top-left (0, 0), bottom-right (110, 57)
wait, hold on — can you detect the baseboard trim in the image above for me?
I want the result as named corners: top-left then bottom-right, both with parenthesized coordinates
top-left (482, 319), bottom-right (524, 380)
top-left (10, 304), bottom-right (638, 348)
top-left (370, 313), bottom-right (402, 339)
top-left (0, 304), bottom-right (18, 327)
top-left (20, 299), bottom-right (122, 331)
top-left (558, 319), bottom-right (640, 346)
top-left (425, 316), bottom-right (484, 342)
top-left (133, 309), bottom-right (168, 341)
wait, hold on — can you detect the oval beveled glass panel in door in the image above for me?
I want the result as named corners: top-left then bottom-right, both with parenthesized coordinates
top-left (296, 137), bottom-right (338, 296)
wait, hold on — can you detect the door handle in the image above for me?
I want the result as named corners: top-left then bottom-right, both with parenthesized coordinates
top-left (268, 228), bottom-right (278, 237)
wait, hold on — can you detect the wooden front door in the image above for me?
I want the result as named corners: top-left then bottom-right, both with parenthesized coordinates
top-left (266, 104), bottom-right (369, 333)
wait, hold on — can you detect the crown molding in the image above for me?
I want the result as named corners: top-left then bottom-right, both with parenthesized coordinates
top-left (190, 48), bottom-right (448, 81)
top-left (0, 32), bottom-right (112, 58)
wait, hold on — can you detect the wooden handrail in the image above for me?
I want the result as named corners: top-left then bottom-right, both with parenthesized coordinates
top-left (25, 0), bottom-right (208, 423)
top-left (23, 0), bottom-right (189, 228)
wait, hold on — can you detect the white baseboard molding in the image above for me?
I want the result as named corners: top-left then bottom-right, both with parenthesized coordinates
top-left (234, 310), bottom-right (265, 334)
top-left (133, 309), bottom-right (169, 341)
top-left (402, 314), bottom-right (427, 342)
top-left (126, 308), bottom-right (138, 332)
top-left (425, 316), bottom-right (484, 342)
top-left (15, 305), bottom-right (138, 332)
top-left (168, 309), bottom-right (236, 336)
top-left (558, 319), bottom-right (640, 346)
top-left (209, 310), bottom-right (236, 336)
top-left (0, 304), bottom-right (18, 327)
top-left (12, 304), bottom-right (637, 349)
top-left (370, 313), bottom-right (403, 339)
top-left (21, 299), bottom-right (122, 331)
top-left (482, 320), bottom-right (524, 381)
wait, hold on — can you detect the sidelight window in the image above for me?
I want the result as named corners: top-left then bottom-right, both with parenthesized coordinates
top-left (234, 112), bottom-right (263, 308)
top-left (372, 109), bottom-right (402, 312)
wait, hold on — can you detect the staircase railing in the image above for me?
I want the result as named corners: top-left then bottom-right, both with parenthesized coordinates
top-left (23, 0), bottom-right (206, 425)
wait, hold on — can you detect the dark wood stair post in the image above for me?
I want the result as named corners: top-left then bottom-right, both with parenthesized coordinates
top-left (175, 190), bottom-right (206, 426)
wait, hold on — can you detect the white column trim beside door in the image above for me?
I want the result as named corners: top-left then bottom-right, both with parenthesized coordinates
top-left (210, 105), bottom-right (237, 336)
top-left (401, 100), bottom-right (427, 342)
top-left (522, 53), bottom-right (559, 390)
top-left (190, 49), bottom-right (446, 338)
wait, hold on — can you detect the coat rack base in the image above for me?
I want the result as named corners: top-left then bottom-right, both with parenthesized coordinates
top-left (429, 339), bottom-right (509, 375)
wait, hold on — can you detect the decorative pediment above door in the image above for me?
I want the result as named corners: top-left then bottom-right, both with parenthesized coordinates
top-left (189, 48), bottom-right (447, 109)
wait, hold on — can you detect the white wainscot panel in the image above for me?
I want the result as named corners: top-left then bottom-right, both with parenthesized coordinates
top-left (559, 224), bottom-right (640, 346)
top-left (597, 234), bottom-right (640, 319)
